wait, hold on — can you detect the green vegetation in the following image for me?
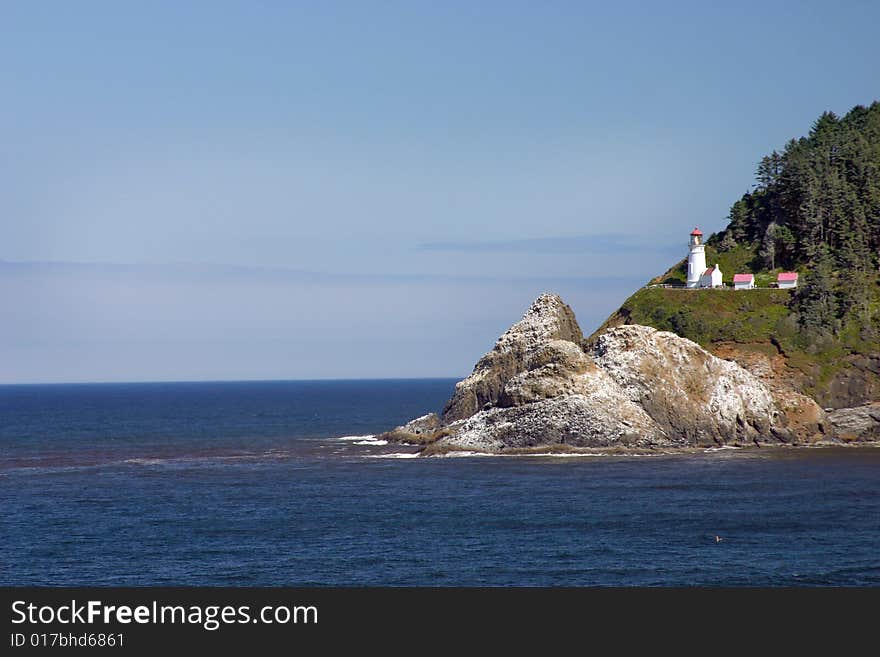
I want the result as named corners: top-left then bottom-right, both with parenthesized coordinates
top-left (612, 287), bottom-right (791, 348)
top-left (602, 102), bottom-right (880, 403)
top-left (709, 102), bottom-right (880, 340)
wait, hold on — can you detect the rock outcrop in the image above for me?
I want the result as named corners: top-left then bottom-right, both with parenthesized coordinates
top-left (379, 293), bottom-right (829, 453)
top-left (591, 325), bottom-right (787, 445)
top-left (826, 403), bottom-right (880, 441)
top-left (441, 293), bottom-right (585, 422)
top-left (823, 356), bottom-right (880, 409)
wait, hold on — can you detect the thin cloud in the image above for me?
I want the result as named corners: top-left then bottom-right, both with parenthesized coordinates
top-left (418, 234), bottom-right (681, 255)
top-left (0, 259), bottom-right (647, 287)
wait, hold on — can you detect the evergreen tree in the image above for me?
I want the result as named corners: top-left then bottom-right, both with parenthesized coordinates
top-left (716, 102), bottom-right (880, 266)
top-left (760, 222), bottom-right (778, 269)
top-left (795, 247), bottom-right (838, 335)
top-left (711, 101), bottom-right (880, 345)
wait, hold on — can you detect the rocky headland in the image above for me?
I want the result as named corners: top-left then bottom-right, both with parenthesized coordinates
top-left (377, 103), bottom-right (880, 455)
top-left (379, 293), bottom-right (842, 455)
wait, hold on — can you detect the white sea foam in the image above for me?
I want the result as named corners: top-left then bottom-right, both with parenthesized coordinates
top-left (122, 452), bottom-right (287, 467)
top-left (335, 434), bottom-right (376, 442)
top-left (363, 450), bottom-right (620, 460)
top-left (432, 451), bottom-right (608, 458)
top-left (5, 464), bottom-right (103, 475)
top-left (524, 452), bottom-right (609, 458)
top-left (123, 458), bottom-right (169, 465)
top-left (703, 446), bottom-right (742, 453)
top-left (353, 439), bottom-right (388, 446)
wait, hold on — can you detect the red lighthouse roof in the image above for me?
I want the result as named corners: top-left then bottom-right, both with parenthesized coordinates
top-left (690, 227), bottom-right (703, 236)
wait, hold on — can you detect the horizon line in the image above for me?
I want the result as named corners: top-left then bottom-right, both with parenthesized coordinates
top-left (0, 375), bottom-right (467, 387)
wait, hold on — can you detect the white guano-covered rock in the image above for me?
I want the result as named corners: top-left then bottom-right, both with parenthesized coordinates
top-left (590, 325), bottom-right (780, 445)
top-left (441, 293), bottom-right (583, 422)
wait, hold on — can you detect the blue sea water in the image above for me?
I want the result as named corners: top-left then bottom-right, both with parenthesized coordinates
top-left (1, 379), bottom-right (879, 586)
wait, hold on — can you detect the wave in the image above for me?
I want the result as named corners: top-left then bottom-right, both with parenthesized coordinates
top-left (335, 434), bottom-right (376, 442)
top-left (430, 451), bottom-right (495, 458)
top-left (2, 463), bottom-right (106, 476)
top-left (523, 452), bottom-right (610, 458)
top-left (431, 451), bottom-right (608, 458)
top-left (122, 451), bottom-right (296, 467)
top-left (363, 449), bottom-right (632, 460)
top-left (123, 458), bottom-right (169, 466)
top-left (353, 439), bottom-right (388, 446)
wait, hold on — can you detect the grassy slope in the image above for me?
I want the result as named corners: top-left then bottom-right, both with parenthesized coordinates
top-left (599, 286), bottom-right (792, 347)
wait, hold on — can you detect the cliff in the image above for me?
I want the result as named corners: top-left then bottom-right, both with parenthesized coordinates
top-left (379, 293), bottom-right (829, 454)
top-left (592, 279), bottom-right (880, 410)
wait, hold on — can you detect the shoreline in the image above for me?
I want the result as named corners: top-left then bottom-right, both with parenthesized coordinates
top-left (386, 440), bottom-right (880, 459)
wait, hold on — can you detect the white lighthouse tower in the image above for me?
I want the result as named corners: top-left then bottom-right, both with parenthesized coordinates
top-left (686, 227), bottom-right (706, 288)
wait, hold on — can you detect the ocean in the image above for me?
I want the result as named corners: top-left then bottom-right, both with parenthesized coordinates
top-left (2, 379), bottom-right (878, 586)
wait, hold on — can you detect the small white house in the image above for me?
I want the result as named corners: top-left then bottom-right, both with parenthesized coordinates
top-left (777, 272), bottom-right (799, 289)
top-left (699, 265), bottom-right (723, 288)
top-left (733, 273), bottom-right (755, 290)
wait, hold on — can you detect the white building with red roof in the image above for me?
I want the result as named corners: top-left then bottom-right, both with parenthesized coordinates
top-left (733, 273), bottom-right (755, 290)
top-left (699, 264), bottom-right (723, 288)
top-left (777, 272), bottom-right (799, 289)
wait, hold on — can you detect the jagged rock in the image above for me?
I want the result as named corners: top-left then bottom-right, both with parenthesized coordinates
top-left (441, 294), bottom-right (583, 422)
top-left (380, 293), bottom-right (837, 453)
top-left (824, 357), bottom-right (880, 409)
top-left (438, 365), bottom-right (673, 452)
top-left (591, 325), bottom-right (784, 446)
top-left (400, 413), bottom-right (440, 435)
top-left (379, 413), bottom-right (442, 445)
top-left (827, 403), bottom-right (880, 441)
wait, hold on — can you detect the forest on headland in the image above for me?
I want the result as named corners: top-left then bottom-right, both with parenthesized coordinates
top-left (598, 102), bottom-right (880, 406)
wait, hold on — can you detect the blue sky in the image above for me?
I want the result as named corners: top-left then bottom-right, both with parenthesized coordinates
top-left (1, 1), bottom-right (878, 382)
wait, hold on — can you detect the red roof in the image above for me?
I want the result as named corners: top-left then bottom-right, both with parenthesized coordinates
top-left (733, 274), bottom-right (754, 283)
top-left (777, 272), bottom-right (799, 282)
top-left (702, 266), bottom-right (716, 275)
top-left (690, 227), bottom-right (703, 236)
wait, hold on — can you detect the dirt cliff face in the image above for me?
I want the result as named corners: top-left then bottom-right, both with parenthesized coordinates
top-left (711, 342), bottom-right (880, 410)
top-left (381, 294), bottom-right (830, 453)
top-left (711, 342), bottom-right (826, 440)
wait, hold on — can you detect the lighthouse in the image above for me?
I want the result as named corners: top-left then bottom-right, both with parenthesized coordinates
top-left (686, 227), bottom-right (706, 288)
